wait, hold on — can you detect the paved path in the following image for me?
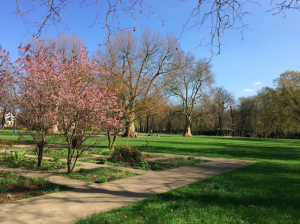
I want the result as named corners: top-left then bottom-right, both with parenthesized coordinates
top-left (0, 151), bottom-right (257, 224)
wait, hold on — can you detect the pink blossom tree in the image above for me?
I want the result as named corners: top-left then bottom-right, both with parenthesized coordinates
top-left (0, 44), bottom-right (123, 171)
top-left (0, 44), bottom-right (64, 167)
top-left (54, 50), bottom-right (123, 173)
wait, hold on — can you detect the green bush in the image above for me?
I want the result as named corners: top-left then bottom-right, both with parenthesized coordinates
top-left (53, 156), bottom-right (61, 162)
top-left (92, 148), bottom-right (112, 156)
top-left (244, 133), bottom-right (252, 137)
top-left (10, 150), bottom-right (26, 160)
top-left (139, 161), bottom-right (149, 170)
top-left (154, 164), bottom-right (161, 170)
top-left (98, 176), bottom-right (107, 183)
top-left (110, 145), bottom-right (142, 165)
top-left (96, 158), bottom-right (107, 164)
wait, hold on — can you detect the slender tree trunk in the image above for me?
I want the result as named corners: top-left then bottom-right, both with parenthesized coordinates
top-left (151, 116), bottom-right (154, 133)
top-left (230, 106), bottom-right (235, 136)
top-left (166, 119), bottom-right (172, 134)
top-left (146, 113), bottom-right (150, 133)
top-left (108, 130), bottom-right (117, 151)
top-left (68, 136), bottom-right (83, 173)
top-left (139, 119), bottom-right (142, 133)
top-left (240, 120), bottom-right (245, 137)
top-left (1, 107), bottom-right (6, 129)
top-left (51, 105), bottom-right (59, 133)
top-left (37, 140), bottom-right (45, 167)
top-left (183, 117), bottom-right (192, 137)
top-left (218, 112), bottom-right (223, 136)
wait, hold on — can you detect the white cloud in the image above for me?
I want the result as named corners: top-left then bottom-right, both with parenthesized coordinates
top-left (243, 89), bottom-right (254, 92)
top-left (253, 82), bottom-right (262, 85)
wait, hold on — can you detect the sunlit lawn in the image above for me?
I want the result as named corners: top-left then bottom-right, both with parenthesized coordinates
top-left (1, 130), bottom-right (300, 223)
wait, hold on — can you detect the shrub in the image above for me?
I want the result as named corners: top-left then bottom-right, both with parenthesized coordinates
top-left (10, 150), bottom-right (26, 160)
top-left (79, 168), bottom-right (85, 172)
top-left (96, 158), bottom-right (107, 164)
top-left (154, 164), bottom-right (161, 170)
top-left (110, 145), bottom-right (142, 165)
top-left (92, 148), bottom-right (112, 156)
top-left (187, 156), bottom-right (201, 162)
top-left (53, 156), bottom-right (61, 162)
top-left (98, 176), bottom-right (107, 183)
top-left (244, 133), bottom-right (252, 137)
top-left (139, 161), bottom-right (149, 170)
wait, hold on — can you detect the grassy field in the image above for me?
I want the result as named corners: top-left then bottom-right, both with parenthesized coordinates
top-left (1, 131), bottom-right (300, 223)
top-left (75, 135), bottom-right (300, 224)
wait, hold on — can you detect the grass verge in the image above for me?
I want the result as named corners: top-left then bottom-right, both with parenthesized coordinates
top-left (0, 156), bottom-right (81, 171)
top-left (79, 158), bottom-right (182, 171)
top-left (26, 148), bottom-right (90, 159)
top-left (0, 170), bottom-right (71, 203)
top-left (54, 167), bottom-right (141, 183)
top-left (156, 156), bottom-right (207, 165)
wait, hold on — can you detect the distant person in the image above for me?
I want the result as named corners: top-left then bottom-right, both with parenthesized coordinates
top-left (13, 127), bottom-right (17, 136)
top-left (156, 134), bottom-right (159, 137)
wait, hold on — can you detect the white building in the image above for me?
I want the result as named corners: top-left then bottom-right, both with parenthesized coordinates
top-left (0, 111), bottom-right (16, 127)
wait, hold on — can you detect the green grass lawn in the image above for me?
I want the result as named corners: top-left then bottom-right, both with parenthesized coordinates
top-left (73, 135), bottom-right (300, 224)
top-left (0, 156), bottom-right (82, 171)
top-left (1, 131), bottom-right (300, 223)
top-left (0, 170), bottom-right (71, 203)
top-left (156, 156), bottom-right (207, 165)
top-left (54, 167), bottom-right (141, 183)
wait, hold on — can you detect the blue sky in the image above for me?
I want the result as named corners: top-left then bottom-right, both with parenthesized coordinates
top-left (1, 1), bottom-right (299, 99)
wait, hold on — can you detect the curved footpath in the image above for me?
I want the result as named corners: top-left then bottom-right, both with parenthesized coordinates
top-left (0, 148), bottom-right (257, 224)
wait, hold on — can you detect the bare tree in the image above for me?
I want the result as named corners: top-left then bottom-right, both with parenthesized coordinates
top-left (97, 29), bottom-right (179, 137)
top-left (13, 1), bottom-right (299, 55)
top-left (167, 52), bottom-right (215, 137)
top-left (214, 86), bottom-right (234, 136)
top-left (27, 34), bottom-right (85, 59)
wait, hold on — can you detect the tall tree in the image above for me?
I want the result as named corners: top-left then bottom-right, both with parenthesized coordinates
top-left (275, 70), bottom-right (300, 123)
top-left (255, 87), bottom-right (279, 138)
top-left (167, 52), bottom-right (214, 137)
top-left (98, 29), bottom-right (179, 137)
top-left (214, 86), bottom-right (234, 136)
top-left (236, 96), bottom-right (255, 137)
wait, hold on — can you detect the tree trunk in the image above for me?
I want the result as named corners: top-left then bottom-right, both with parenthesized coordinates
top-left (68, 136), bottom-right (83, 173)
top-left (108, 131), bottom-right (117, 151)
top-left (123, 120), bottom-right (136, 137)
top-left (123, 106), bottom-right (136, 137)
top-left (183, 117), bottom-right (192, 137)
top-left (218, 112), bottom-right (223, 136)
top-left (139, 119), bottom-right (143, 133)
top-left (51, 123), bottom-right (59, 134)
top-left (37, 141), bottom-right (45, 167)
top-left (166, 120), bottom-right (172, 134)
top-left (146, 113), bottom-right (150, 133)
top-left (230, 106), bottom-right (235, 136)
top-left (1, 107), bottom-right (6, 129)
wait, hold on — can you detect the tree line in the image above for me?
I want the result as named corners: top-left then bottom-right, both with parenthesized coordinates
top-left (1, 32), bottom-right (300, 142)
top-left (137, 71), bottom-right (300, 139)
